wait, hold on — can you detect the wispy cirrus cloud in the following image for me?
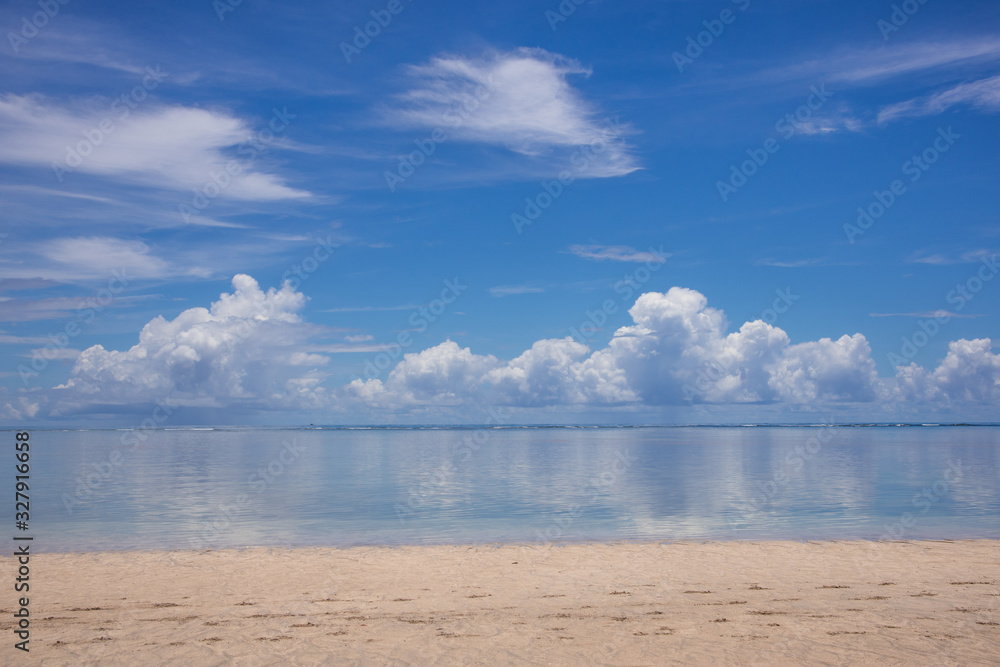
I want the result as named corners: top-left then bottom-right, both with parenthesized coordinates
top-left (0, 332), bottom-right (50, 344)
top-left (783, 110), bottom-right (864, 136)
top-left (878, 74), bottom-right (1000, 124)
top-left (754, 39), bottom-right (1000, 87)
top-left (907, 249), bottom-right (997, 265)
top-left (489, 285), bottom-right (545, 298)
top-left (0, 94), bottom-right (310, 201)
top-left (0, 294), bottom-right (158, 322)
top-left (386, 48), bottom-right (638, 178)
top-left (870, 310), bottom-right (982, 319)
top-left (755, 257), bottom-right (826, 268)
top-left (566, 244), bottom-right (669, 263)
top-left (322, 304), bottom-right (421, 313)
top-left (0, 236), bottom-right (209, 283)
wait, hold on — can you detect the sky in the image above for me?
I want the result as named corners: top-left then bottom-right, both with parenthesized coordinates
top-left (0, 0), bottom-right (998, 426)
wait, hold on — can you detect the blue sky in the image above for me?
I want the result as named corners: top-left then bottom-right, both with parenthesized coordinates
top-left (1, 0), bottom-right (998, 425)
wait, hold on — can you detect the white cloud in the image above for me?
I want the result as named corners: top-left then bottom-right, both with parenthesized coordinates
top-left (9, 279), bottom-right (1000, 421)
top-left (566, 244), bottom-right (669, 263)
top-left (322, 304), bottom-right (420, 313)
top-left (908, 249), bottom-right (996, 265)
top-left (769, 334), bottom-right (882, 403)
top-left (347, 341), bottom-right (500, 407)
top-left (878, 74), bottom-right (1000, 124)
top-left (870, 310), bottom-right (981, 319)
top-left (487, 337), bottom-right (636, 406)
top-left (341, 287), bottom-right (995, 412)
top-left (0, 236), bottom-right (209, 284)
top-left (0, 293), bottom-right (157, 322)
top-left (782, 111), bottom-right (864, 136)
top-left (388, 48), bottom-right (638, 177)
top-left (0, 391), bottom-right (41, 421)
top-left (345, 287), bottom-right (887, 409)
top-left (36, 237), bottom-right (193, 280)
top-left (924, 338), bottom-right (1000, 403)
top-left (27, 348), bottom-right (81, 361)
top-left (0, 333), bottom-right (51, 344)
top-left (489, 285), bottom-right (545, 297)
top-left (757, 39), bottom-right (1000, 87)
top-left (895, 339), bottom-right (1000, 404)
top-left (0, 95), bottom-right (310, 200)
top-left (755, 258), bottom-right (826, 268)
top-left (51, 275), bottom-right (329, 411)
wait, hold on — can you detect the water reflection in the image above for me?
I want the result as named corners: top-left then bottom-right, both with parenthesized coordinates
top-left (28, 426), bottom-right (1000, 552)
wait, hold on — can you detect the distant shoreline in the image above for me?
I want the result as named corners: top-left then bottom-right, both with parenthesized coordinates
top-left (8, 422), bottom-right (1000, 431)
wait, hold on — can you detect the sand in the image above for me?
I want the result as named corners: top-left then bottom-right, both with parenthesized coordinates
top-left (3, 540), bottom-right (998, 665)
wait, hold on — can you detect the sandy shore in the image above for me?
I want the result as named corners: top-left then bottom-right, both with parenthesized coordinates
top-left (3, 540), bottom-right (998, 665)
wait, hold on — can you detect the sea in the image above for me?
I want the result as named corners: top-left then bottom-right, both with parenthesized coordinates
top-left (20, 425), bottom-right (1000, 553)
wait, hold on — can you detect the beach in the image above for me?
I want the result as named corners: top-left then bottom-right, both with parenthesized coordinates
top-left (6, 540), bottom-right (999, 665)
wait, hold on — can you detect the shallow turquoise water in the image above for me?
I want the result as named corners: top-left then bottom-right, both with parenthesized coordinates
top-left (21, 425), bottom-right (1000, 552)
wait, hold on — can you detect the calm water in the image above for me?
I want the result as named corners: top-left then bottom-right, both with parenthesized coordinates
top-left (20, 426), bottom-right (1000, 553)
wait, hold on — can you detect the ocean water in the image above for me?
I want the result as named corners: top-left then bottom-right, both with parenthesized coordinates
top-left (21, 425), bottom-right (1000, 553)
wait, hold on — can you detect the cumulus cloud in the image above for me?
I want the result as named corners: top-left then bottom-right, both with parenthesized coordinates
top-left (7, 277), bottom-right (1000, 421)
top-left (769, 335), bottom-right (881, 403)
top-left (346, 341), bottom-right (500, 407)
top-left (895, 339), bottom-right (1000, 404)
top-left (344, 288), bottom-right (887, 409)
top-left (342, 287), bottom-right (999, 412)
top-left (388, 48), bottom-right (638, 177)
top-left (0, 391), bottom-right (42, 421)
top-left (0, 95), bottom-right (310, 200)
top-left (52, 274), bottom-right (329, 412)
top-left (488, 337), bottom-right (636, 406)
